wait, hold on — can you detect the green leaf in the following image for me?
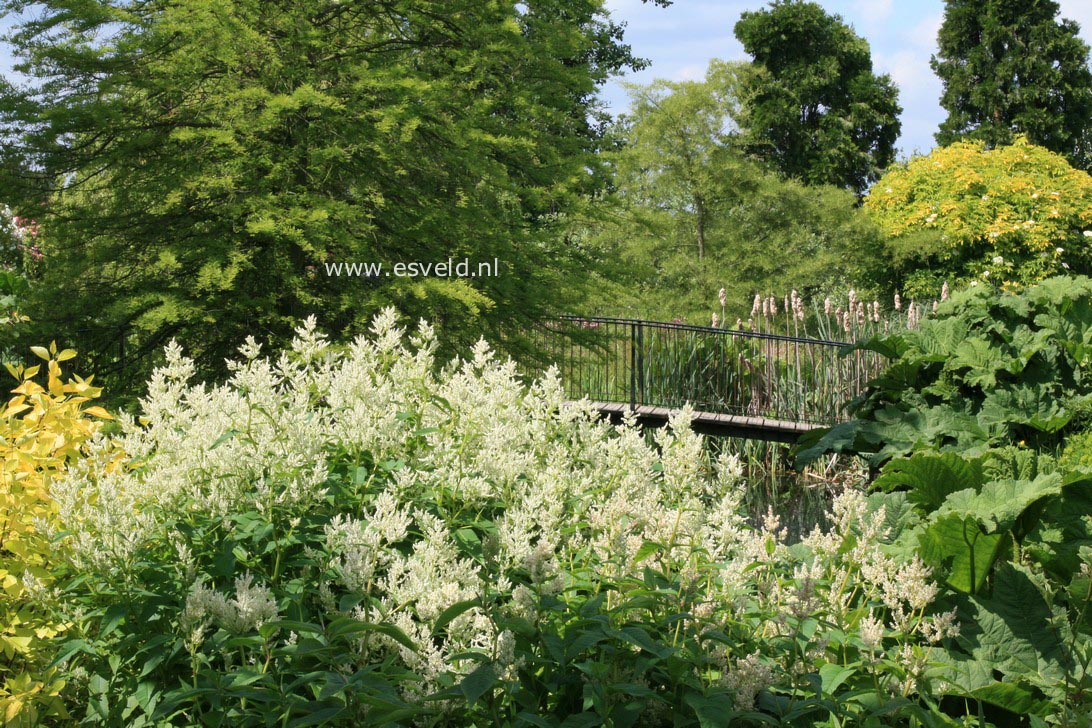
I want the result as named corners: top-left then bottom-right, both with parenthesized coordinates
top-left (980, 386), bottom-right (1071, 433)
top-left (938, 473), bottom-right (1064, 533)
top-left (611, 626), bottom-right (670, 658)
top-left (872, 452), bottom-right (984, 511)
top-left (99, 603), bottom-right (128, 638)
top-left (794, 420), bottom-right (859, 466)
top-left (434, 599), bottom-right (480, 633)
top-left (558, 713), bottom-right (603, 728)
top-left (850, 333), bottom-right (910, 362)
top-left (89, 673), bottom-right (109, 695)
top-left (209, 429), bottom-right (240, 450)
top-left (632, 540), bottom-right (664, 564)
top-left (918, 513), bottom-right (1004, 593)
top-left (328, 619), bottom-right (418, 653)
top-left (457, 663), bottom-right (497, 705)
top-left (565, 628), bottom-right (607, 660)
top-left (50, 638), bottom-right (98, 667)
top-left (954, 563), bottom-right (1070, 689)
top-left (818, 663), bottom-right (855, 695)
top-left (1023, 480), bottom-right (1092, 581)
top-left (291, 701), bottom-right (348, 726)
top-left (865, 491), bottom-right (919, 544)
top-left (226, 670), bottom-right (267, 688)
top-left (965, 682), bottom-right (1052, 716)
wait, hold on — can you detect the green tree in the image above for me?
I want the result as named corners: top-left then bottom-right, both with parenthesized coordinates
top-left (865, 137), bottom-right (1092, 297)
top-left (0, 0), bottom-right (660, 384)
top-left (932, 0), bottom-right (1092, 170)
top-left (582, 63), bottom-right (886, 325)
top-left (615, 60), bottom-right (751, 260)
top-left (733, 0), bottom-right (901, 195)
top-left (586, 166), bottom-right (887, 325)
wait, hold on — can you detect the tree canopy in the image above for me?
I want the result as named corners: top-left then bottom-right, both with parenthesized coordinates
top-left (932, 0), bottom-right (1092, 171)
top-left (582, 62), bottom-right (886, 325)
top-left (733, 0), bottom-right (901, 195)
top-left (614, 60), bottom-right (750, 260)
top-left (865, 137), bottom-right (1092, 296)
top-left (0, 0), bottom-right (656, 381)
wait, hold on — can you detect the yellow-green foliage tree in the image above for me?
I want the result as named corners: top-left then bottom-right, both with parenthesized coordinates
top-left (0, 344), bottom-right (112, 725)
top-left (865, 137), bottom-right (1092, 297)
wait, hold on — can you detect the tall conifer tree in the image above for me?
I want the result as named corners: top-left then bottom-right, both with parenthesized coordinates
top-left (932, 0), bottom-right (1092, 170)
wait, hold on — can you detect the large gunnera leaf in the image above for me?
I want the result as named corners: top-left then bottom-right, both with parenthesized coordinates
top-left (871, 452), bottom-right (984, 511)
top-left (945, 563), bottom-right (1072, 712)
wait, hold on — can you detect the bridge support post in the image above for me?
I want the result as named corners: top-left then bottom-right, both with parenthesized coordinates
top-left (629, 321), bottom-right (637, 410)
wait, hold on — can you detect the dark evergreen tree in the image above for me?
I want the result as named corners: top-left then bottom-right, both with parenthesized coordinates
top-left (932, 0), bottom-right (1092, 170)
top-left (733, 0), bottom-right (901, 195)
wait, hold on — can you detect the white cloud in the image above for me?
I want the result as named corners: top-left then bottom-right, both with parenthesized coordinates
top-left (1057, 0), bottom-right (1092, 40)
top-left (852, 0), bottom-right (894, 34)
top-left (674, 63), bottom-right (708, 81)
top-left (904, 10), bottom-right (943, 52)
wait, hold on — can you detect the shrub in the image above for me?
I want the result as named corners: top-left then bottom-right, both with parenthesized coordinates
top-left (0, 343), bottom-right (112, 725)
top-left (798, 277), bottom-right (1092, 720)
top-left (799, 276), bottom-right (1092, 468)
top-left (1062, 430), bottom-right (1092, 472)
top-left (865, 137), bottom-right (1092, 297)
top-left (30, 311), bottom-right (985, 725)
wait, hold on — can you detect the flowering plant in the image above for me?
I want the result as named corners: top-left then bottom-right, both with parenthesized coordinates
top-left (0, 343), bottom-right (112, 725)
top-left (26, 311), bottom-right (1055, 725)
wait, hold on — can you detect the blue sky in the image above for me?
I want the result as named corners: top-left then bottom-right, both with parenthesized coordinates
top-left (2, 1), bottom-right (1091, 160)
top-left (602, 0), bottom-right (1092, 159)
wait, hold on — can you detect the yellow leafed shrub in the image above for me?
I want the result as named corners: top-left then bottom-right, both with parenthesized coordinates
top-left (0, 343), bottom-right (112, 726)
top-left (865, 136), bottom-right (1092, 295)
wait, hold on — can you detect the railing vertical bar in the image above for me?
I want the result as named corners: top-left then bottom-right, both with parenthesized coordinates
top-left (629, 321), bottom-right (637, 410)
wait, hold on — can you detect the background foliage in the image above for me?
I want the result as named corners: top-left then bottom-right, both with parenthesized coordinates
top-left (865, 138), bottom-right (1092, 298)
top-left (580, 61), bottom-right (890, 325)
top-left (0, 0), bottom-right (662, 387)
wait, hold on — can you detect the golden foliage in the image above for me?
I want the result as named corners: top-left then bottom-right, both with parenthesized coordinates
top-left (866, 137), bottom-right (1092, 287)
top-left (0, 343), bottom-right (112, 725)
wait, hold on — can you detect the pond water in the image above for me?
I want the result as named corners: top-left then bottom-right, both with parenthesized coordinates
top-left (708, 436), bottom-right (863, 543)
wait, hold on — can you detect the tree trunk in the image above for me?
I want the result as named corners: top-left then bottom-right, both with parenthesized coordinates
top-left (695, 194), bottom-right (706, 260)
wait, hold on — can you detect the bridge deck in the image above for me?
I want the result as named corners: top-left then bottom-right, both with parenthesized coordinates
top-left (585, 401), bottom-right (823, 443)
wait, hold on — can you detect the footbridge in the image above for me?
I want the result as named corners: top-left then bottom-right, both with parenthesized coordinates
top-left (537, 316), bottom-right (884, 442)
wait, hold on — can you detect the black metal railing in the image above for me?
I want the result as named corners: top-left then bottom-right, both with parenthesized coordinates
top-left (535, 316), bottom-right (886, 426)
